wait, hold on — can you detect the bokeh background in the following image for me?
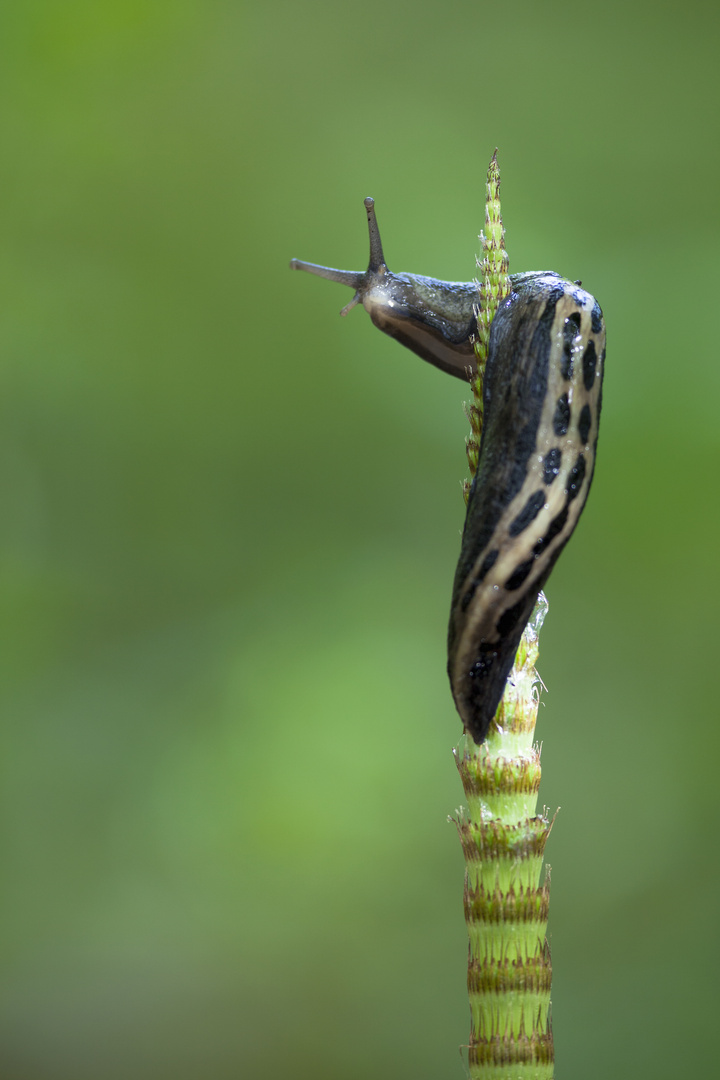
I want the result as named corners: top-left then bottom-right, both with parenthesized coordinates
top-left (1, 2), bottom-right (718, 1077)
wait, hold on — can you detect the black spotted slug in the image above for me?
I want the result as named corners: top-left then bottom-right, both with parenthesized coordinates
top-left (291, 198), bottom-right (605, 744)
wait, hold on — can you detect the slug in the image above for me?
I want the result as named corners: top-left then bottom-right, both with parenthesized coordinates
top-left (448, 273), bottom-right (605, 742)
top-left (291, 198), bottom-right (605, 744)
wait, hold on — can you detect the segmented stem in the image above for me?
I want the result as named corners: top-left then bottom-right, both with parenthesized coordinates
top-left (464, 151), bottom-right (511, 500)
top-left (454, 596), bottom-right (554, 1079)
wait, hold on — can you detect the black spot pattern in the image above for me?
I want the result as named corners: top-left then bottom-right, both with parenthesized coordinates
top-left (553, 394), bottom-right (570, 436)
top-left (561, 313), bottom-right (581, 379)
top-left (509, 489), bottom-right (546, 537)
top-left (460, 549), bottom-right (499, 612)
top-left (505, 556), bottom-right (536, 591)
top-left (566, 454), bottom-right (586, 501)
top-left (542, 448), bottom-right (562, 485)
top-left (591, 301), bottom-right (603, 334)
top-left (532, 506), bottom-right (570, 557)
top-left (497, 598), bottom-right (528, 639)
top-left (596, 380), bottom-right (604, 426)
top-left (560, 345), bottom-right (573, 380)
top-left (578, 403), bottom-right (592, 444)
top-left (478, 548), bottom-right (500, 578)
top-left (582, 340), bottom-right (597, 390)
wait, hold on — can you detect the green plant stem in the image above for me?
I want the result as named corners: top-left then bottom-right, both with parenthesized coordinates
top-left (455, 153), bottom-right (554, 1078)
top-left (454, 595), bottom-right (554, 1079)
top-left (464, 149), bottom-right (510, 500)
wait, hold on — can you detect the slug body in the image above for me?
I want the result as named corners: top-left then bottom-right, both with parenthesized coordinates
top-left (448, 273), bottom-right (605, 743)
top-left (291, 200), bottom-right (605, 744)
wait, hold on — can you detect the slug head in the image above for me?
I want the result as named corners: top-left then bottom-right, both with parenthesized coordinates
top-left (290, 197), bottom-right (478, 380)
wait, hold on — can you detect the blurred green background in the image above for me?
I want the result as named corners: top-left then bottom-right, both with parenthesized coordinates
top-left (0, 1), bottom-right (718, 1077)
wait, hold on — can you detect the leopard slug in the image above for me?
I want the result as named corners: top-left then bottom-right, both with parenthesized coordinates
top-left (291, 199), bottom-right (605, 744)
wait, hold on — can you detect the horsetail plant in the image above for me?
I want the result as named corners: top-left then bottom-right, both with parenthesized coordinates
top-left (454, 595), bottom-right (554, 1078)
